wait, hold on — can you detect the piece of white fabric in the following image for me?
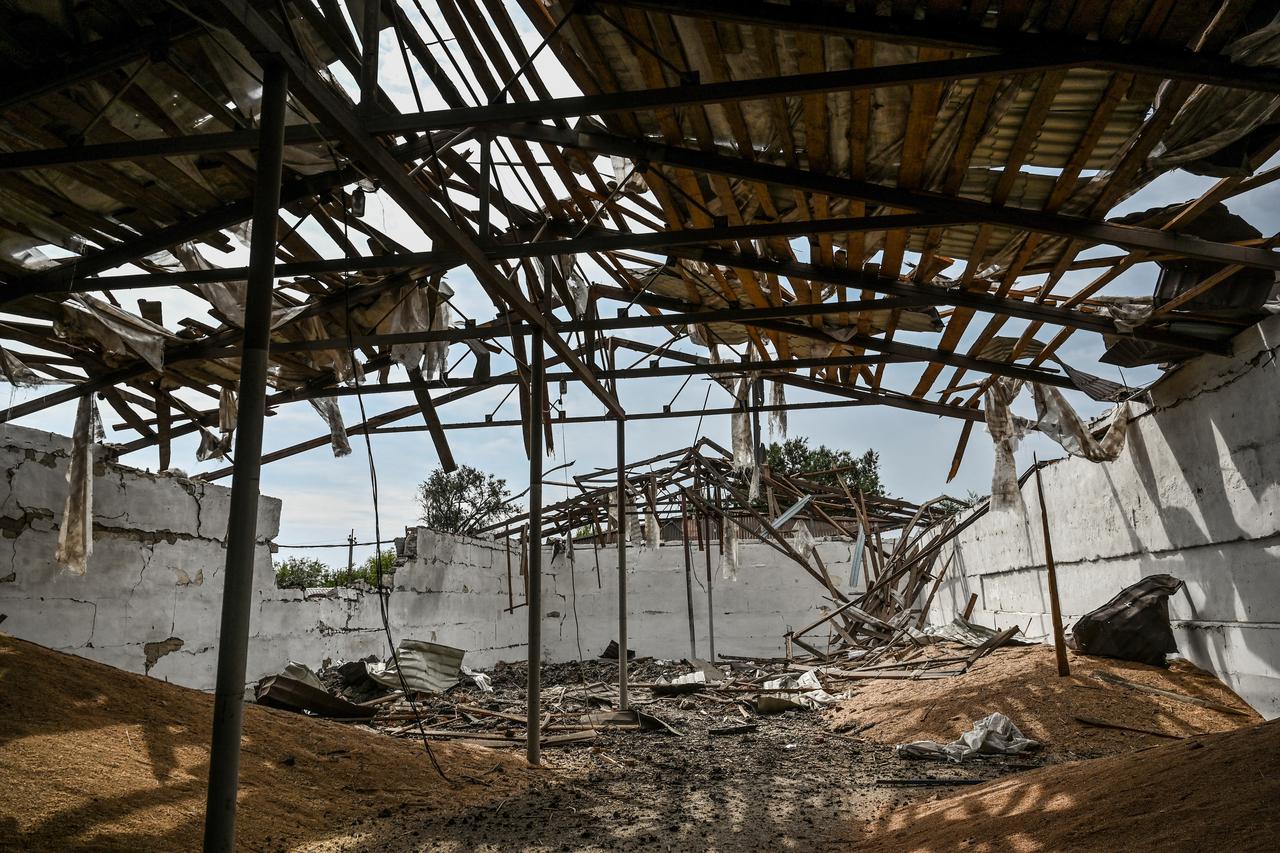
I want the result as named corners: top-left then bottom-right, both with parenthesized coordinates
top-left (55, 396), bottom-right (95, 575)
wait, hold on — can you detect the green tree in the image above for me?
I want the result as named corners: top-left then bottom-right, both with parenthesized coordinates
top-left (273, 556), bottom-right (332, 589)
top-left (416, 464), bottom-right (518, 534)
top-left (357, 548), bottom-right (397, 585)
top-left (764, 437), bottom-right (884, 495)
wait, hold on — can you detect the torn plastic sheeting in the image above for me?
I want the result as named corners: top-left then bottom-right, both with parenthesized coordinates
top-left (719, 521), bottom-right (739, 581)
top-left (55, 395), bottom-right (96, 575)
top-left (1151, 22), bottom-right (1280, 176)
top-left (461, 664), bottom-right (493, 693)
top-left (790, 520), bottom-right (816, 559)
top-left (759, 670), bottom-right (843, 711)
top-left (168, 242), bottom-right (307, 331)
top-left (0, 346), bottom-right (47, 387)
top-left (982, 377), bottom-right (1030, 514)
top-left (58, 294), bottom-right (172, 373)
top-left (643, 508), bottom-right (661, 549)
top-left (768, 380), bottom-right (787, 437)
top-left (1032, 385), bottom-right (1132, 462)
top-left (309, 397), bottom-right (352, 457)
top-left (896, 712), bottom-right (1040, 763)
top-left (195, 428), bottom-right (233, 462)
top-left (366, 639), bottom-right (465, 695)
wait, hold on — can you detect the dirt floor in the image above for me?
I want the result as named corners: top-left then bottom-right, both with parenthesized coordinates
top-left (856, 718), bottom-right (1280, 853)
top-left (826, 644), bottom-right (1260, 758)
top-left (2, 635), bottom-right (1271, 852)
top-left (0, 636), bottom-right (530, 852)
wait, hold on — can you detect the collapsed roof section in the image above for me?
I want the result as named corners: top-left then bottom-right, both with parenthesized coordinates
top-left (0, 0), bottom-right (1277, 475)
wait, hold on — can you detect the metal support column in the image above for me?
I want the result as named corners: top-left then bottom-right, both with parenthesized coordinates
top-left (616, 417), bottom-right (630, 710)
top-left (526, 327), bottom-right (545, 764)
top-left (680, 492), bottom-right (697, 659)
top-left (703, 505), bottom-right (716, 662)
top-left (202, 60), bottom-right (288, 853)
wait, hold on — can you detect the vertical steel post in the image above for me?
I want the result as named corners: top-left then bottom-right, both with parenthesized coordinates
top-left (202, 60), bottom-right (288, 853)
top-left (358, 0), bottom-right (380, 115)
top-left (702, 505), bottom-right (716, 663)
top-left (681, 493), bottom-right (697, 659)
top-left (616, 416), bottom-right (629, 710)
top-left (526, 327), bottom-right (545, 764)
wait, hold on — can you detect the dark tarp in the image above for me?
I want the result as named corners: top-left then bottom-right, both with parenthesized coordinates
top-left (1067, 574), bottom-right (1186, 667)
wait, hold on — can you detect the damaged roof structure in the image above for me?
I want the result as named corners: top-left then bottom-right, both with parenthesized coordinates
top-left (2, 0), bottom-right (1280, 848)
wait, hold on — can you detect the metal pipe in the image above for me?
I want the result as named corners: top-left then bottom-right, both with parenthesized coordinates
top-left (202, 60), bottom-right (288, 853)
top-left (616, 416), bottom-right (630, 710)
top-left (681, 492), bottom-right (697, 659)
top-left (526, 326), bottom-right (545, 764)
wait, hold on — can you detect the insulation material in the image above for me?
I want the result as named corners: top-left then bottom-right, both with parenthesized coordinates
top-left (57, 295), bottom-right (171, 373)
top-left (609, 155), bottom-right (647, 192)
top-left (1151, 23), bottom-right (1280, 176)
top-left (309, 397), bottom-right (352, 457)
top-left (983, 378), bottom-right (1030, 515)
top-left (0, 346), bottom-right (45, 387)
top-left (719, 521), bottom-right (739, 582)
top-left (1031, 385), bottom-right (1133, 462)
top-left (767, 380), bottom-right (787, 438)
top-left (54, 396), bottom-right (95, 576)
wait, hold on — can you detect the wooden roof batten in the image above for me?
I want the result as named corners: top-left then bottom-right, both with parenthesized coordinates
top-left (0, 0), bottom-right (1273, 478)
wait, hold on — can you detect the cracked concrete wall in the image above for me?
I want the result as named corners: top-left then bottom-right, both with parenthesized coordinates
top-left (1, 419), bottom-right (850, 688)
top-left (0, 423), bottom-right (280, 685)
top-left (399, 527), bottom-right (854, 665)
top-left (272, 527), bottom-right (854, 672)
top-left (927, 313), bottom-right (1280, 718)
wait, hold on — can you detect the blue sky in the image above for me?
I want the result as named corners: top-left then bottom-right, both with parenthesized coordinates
top-left (5, 3), bottom-right (1277, 572)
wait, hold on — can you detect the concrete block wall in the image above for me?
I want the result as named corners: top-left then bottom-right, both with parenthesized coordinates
top-left (0, 423), bottom-right (280, 685)
top-left (0, 420), bottom-right (849, 688)
top-left (927, 313), bottom-right (1280, 718)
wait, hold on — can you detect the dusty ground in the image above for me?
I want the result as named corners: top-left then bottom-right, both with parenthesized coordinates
top-left (855, 718), bottom-right (1280, 853)
top-left (307, 691), bottom-right (1041, 853)
top-left (3, 636), bottom-right (1270, 853)
top-left (0, 636), bottom-right (530, 852)
top-left (827, 643), bottom-right (1259, 758)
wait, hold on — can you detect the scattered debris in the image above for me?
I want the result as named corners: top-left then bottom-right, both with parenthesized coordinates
top-left (255, 670), bottom-right (376, 721)
top-left (896, 713), bottom-right (1041, 763)
top-left (1068, 574), bottom-right (1186, 666)
top-left (366, 639), bottom-right (465, 694)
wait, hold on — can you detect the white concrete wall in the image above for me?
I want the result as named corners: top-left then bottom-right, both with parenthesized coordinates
top-left (0, 420), bottom-right (849, 688)
top-left (240, 527), bottom-right (853, 678)
top-left (928, 314), bottom-right (1280, 718)
top-left (0, 423), bottom-right (281, 684)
